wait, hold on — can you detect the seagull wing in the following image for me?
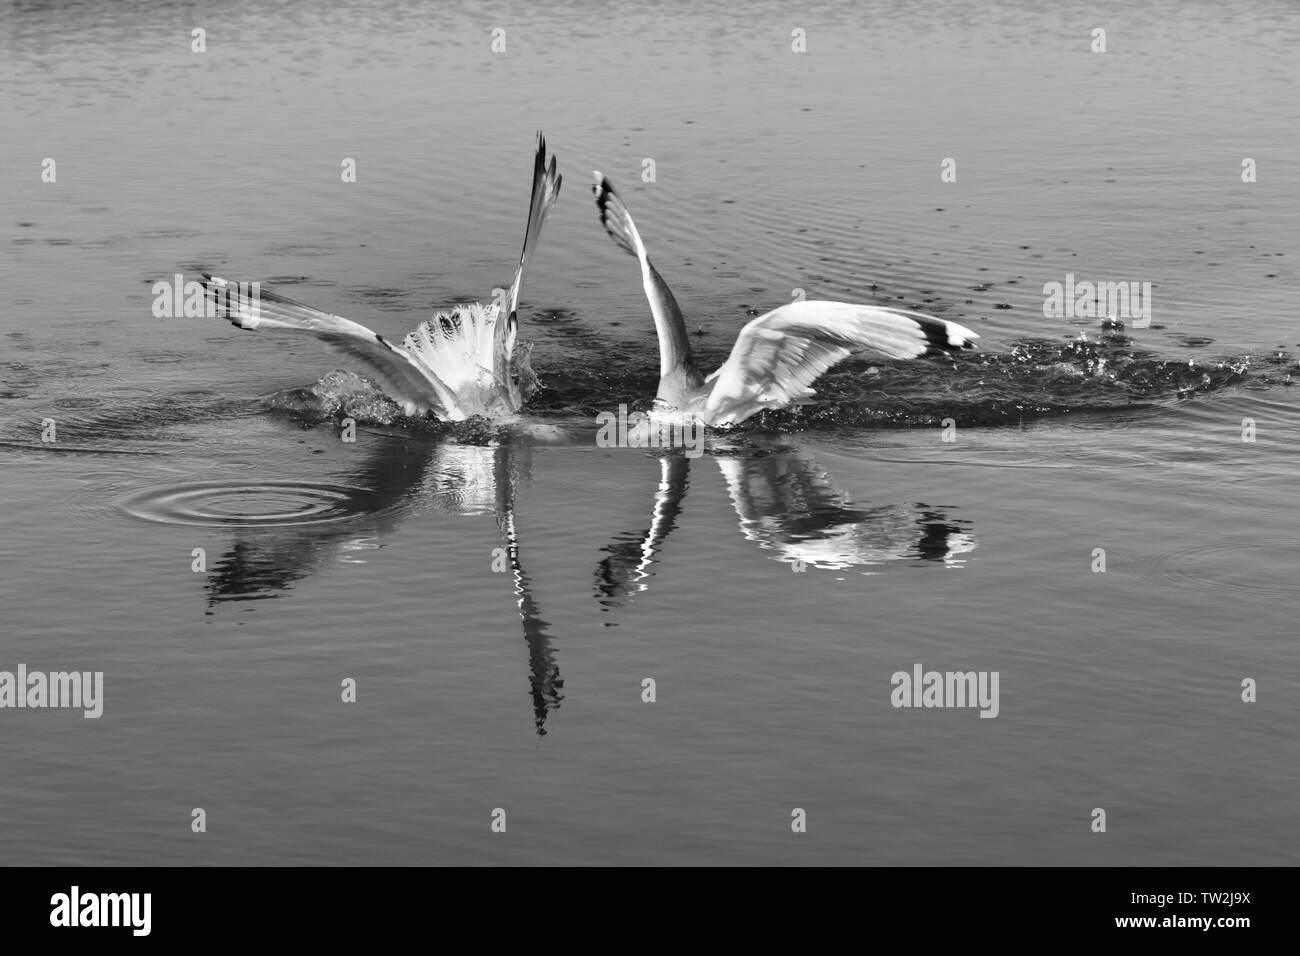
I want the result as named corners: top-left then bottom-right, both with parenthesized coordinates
top-left (501, 134), bottom-right (563, 361)
top-left (592, 173), bottom-right (702, 387)
top-left (205, 273), bottom-right (459, 417)
top-left (702, 300), bottom-right (977, 426)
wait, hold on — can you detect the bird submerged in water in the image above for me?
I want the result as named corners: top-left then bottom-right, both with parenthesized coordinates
top-left (205, 135), bottom-right (563, 421)
top-left (592, 173), bottom-right (979, 426)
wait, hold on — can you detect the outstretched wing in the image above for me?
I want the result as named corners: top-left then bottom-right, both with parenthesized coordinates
top-left (702, 300), bottom-right (977, 426)
top-left (204, 273), bottom-right (458, 417)
top-left (499, 134), bottom-right (563, 374)
top-left (592, 173), bottom-right (702, 387)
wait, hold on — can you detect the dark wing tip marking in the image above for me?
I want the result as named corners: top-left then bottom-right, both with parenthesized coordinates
top-left (916, 316), bottom-right (977, 354)
top-left (592, 172), bottom-right (615, 208)
top-left (592, 174), bottom-right (638, 257)
top-left (199, 272), bottom-right (256, 331)
top-left (535, 133), bottom-right (562, 198)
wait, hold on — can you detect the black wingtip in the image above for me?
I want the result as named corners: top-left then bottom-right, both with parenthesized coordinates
top-left (198, 273), bottom-right (253, 331)
top-left (592, 177), bottom-right (610, 229)
top-left (592, 173), bottom-right (614, 221)
top-left (530, 134), bottom-right (561, 201)
top-left (918, 318), bottom-right (977, 354)
top-left (591, 173), bottom-right (640, 258)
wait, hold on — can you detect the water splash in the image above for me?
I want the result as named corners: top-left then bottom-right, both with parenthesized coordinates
top-left (267, 330), bottom-right (1280, 433)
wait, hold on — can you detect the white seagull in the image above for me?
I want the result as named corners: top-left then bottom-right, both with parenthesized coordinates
top-left (592, 173), bottom-right (978, 426)
top-left (204, 136), bottom-right (563, 421)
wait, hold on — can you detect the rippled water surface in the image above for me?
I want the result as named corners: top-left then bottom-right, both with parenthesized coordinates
top-left (1, 0), bottom-right (1298, 865)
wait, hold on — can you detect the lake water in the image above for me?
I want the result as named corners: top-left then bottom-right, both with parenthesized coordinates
top-left (1, 0), bottom-right (1297, 865)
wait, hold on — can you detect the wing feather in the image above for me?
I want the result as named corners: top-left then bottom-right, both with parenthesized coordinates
top-left (702, 300), bottom-right (977, 425)
top-left (204, 273), bottom-right (459, 417)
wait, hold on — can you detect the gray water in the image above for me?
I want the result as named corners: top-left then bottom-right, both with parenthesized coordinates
top-left (1, 0), bottom-right (1297, 865)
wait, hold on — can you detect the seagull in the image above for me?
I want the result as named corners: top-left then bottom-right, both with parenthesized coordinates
top-left (592, 173), bottom-right (979, 426)
top-left (204, 135), bottom-right (563, 421)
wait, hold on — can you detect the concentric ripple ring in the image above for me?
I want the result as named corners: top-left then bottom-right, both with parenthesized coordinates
top-left (118, 481), bottom-right (374, 527)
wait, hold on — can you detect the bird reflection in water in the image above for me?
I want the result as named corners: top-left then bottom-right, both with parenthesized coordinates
top-left (595, 438), bottom-right (976, 611)
top-left (197, 430), bottom-right (974, 732)
top-left (201, 436), bottom-right (564, 736)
